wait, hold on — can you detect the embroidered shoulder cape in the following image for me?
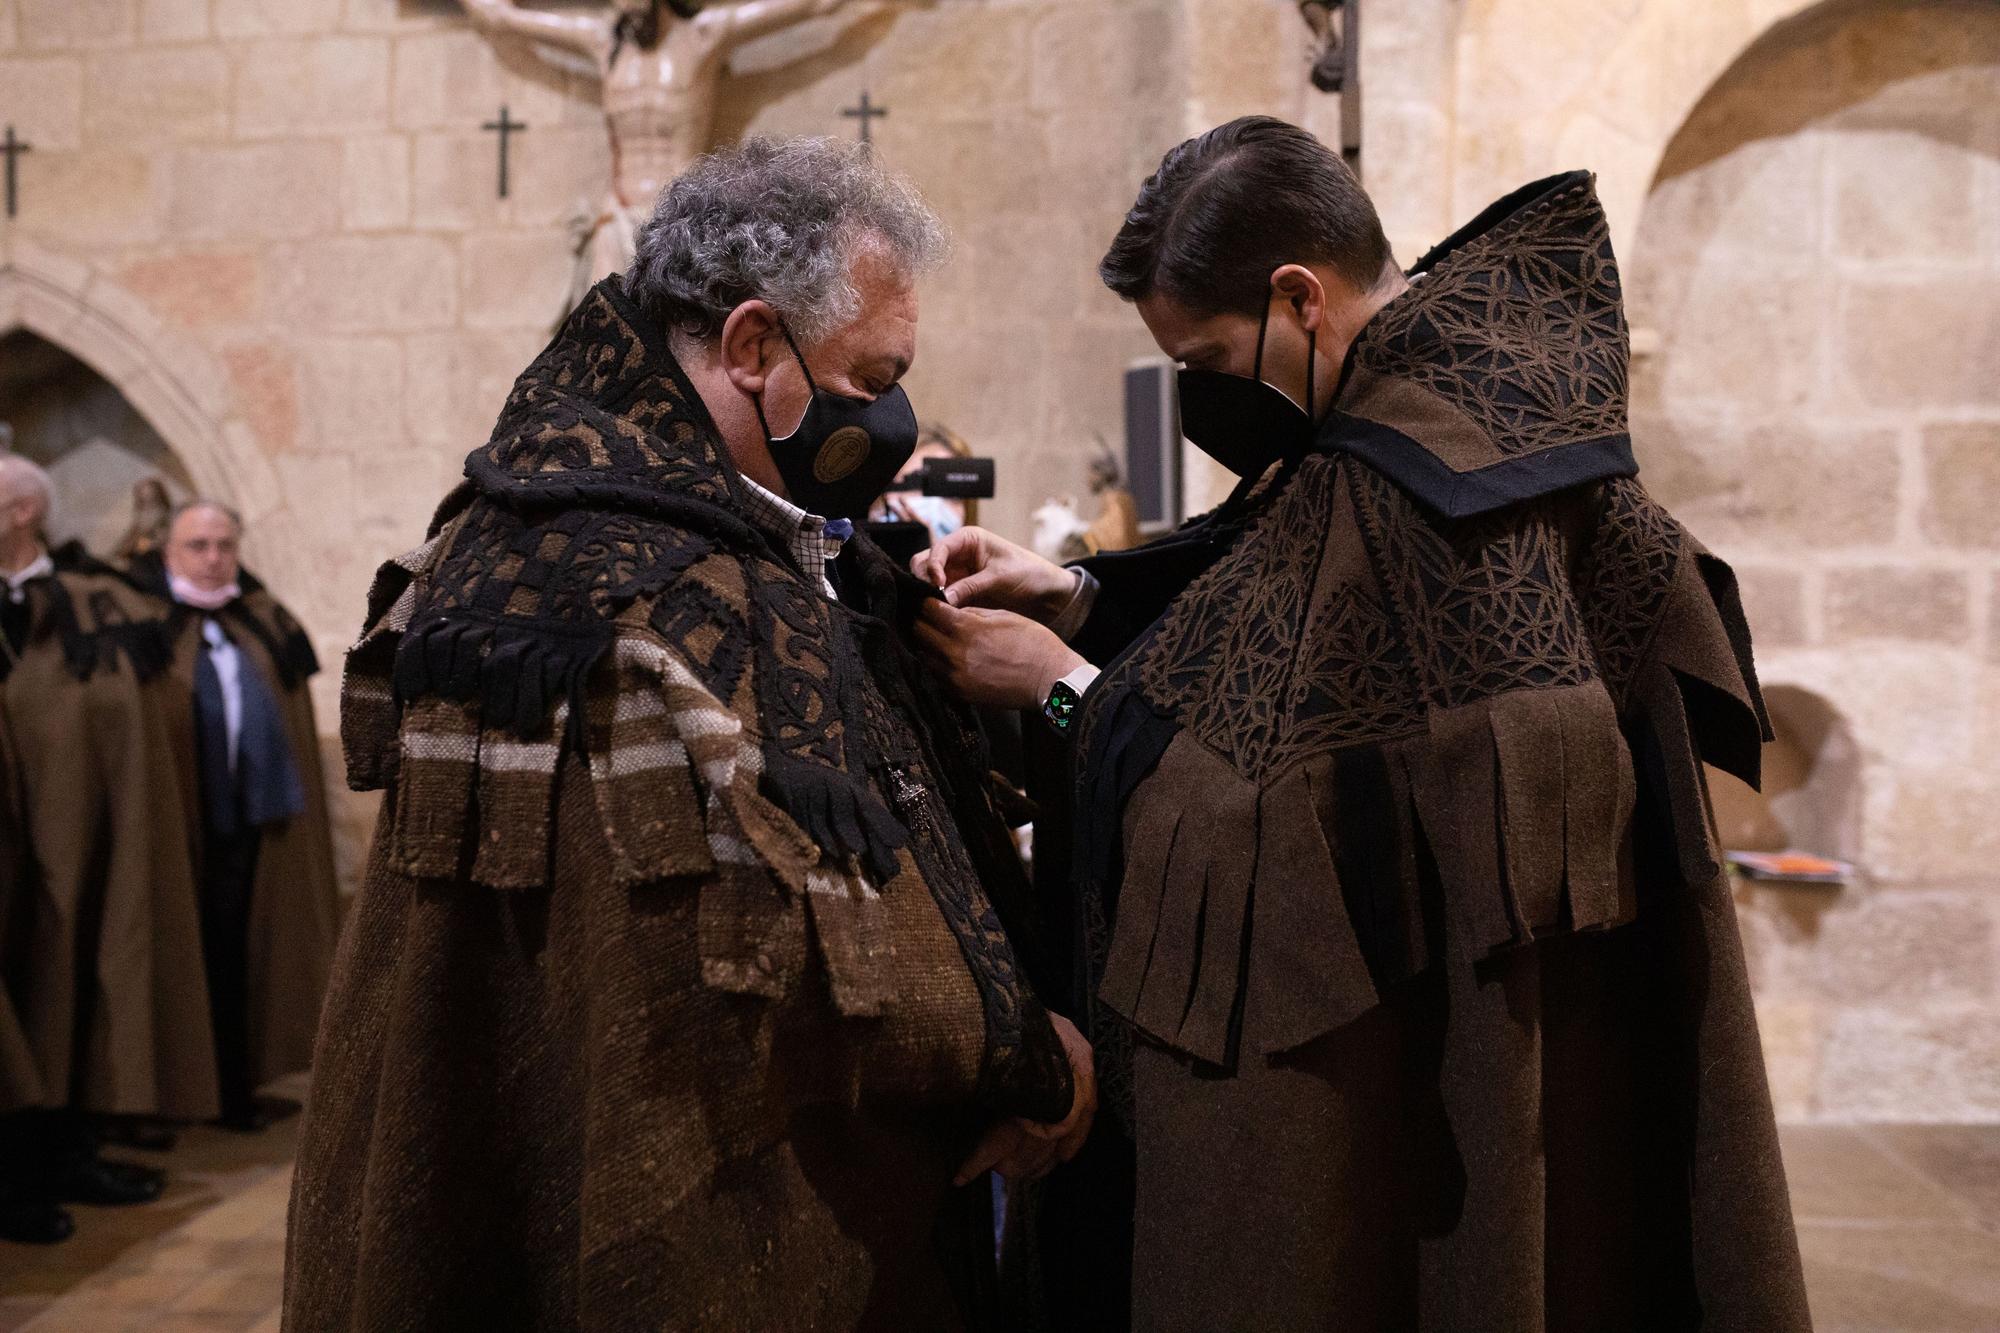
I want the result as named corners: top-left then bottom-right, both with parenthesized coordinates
top-left (1036, 171), bottom-right (1808, 1332)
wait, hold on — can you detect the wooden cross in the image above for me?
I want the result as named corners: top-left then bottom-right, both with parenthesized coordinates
top-left (481, 105), bottom-right (527, 199)
top-left (2, 127), bottom-right (30, 219)
top-left (841, 90), bottom-right (888, 147)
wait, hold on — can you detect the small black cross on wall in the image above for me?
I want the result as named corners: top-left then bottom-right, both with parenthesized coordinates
top-left (841, 91), bottom-right (888, 147)
top-left (482, 105), bottom-right (527, 199)
top-left (2, 127), bottom-right (31, 219)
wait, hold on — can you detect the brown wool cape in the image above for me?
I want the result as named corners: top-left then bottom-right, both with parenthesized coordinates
top-left (1028, 173), bottom-right (1812, 1331)
top-left (283, 278), bottom-right (1073, 1333)
top-left (0, 555), bottom-right (219, 1121)
top-left (121, 555), bottom-right (342, 1089)
top-left (0, 695), bottom-right (44, 1114)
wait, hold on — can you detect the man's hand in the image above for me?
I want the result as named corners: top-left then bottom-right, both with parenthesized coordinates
top-left (1018, 1014), bottom-right (1097, 1162)
top-left (914, 600), bottom-right (1083, 711)
top-left (911, 526), bottom-right (1077, 621)
top-left (953, 1119), bottom-right (1060, 1188)
top-left (954, 1013), bottom-right (1098, 1187)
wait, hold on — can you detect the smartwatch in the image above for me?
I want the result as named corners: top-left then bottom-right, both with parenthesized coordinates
top-left (1041, 663), bottom-right (1098, 734)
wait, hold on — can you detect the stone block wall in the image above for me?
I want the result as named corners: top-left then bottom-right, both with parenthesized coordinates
top-left (0, 0), bottom-right (1200, 893)
top-left (1627, 0), bottom-right (2000, 1120)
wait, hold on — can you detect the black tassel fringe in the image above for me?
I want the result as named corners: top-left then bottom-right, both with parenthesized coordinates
top-left (392, 614), bottom-right (612, 748)
top-left (762, 753), bottom-right (908, 886)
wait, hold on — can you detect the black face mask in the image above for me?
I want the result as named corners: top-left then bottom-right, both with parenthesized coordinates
top-left (1175, 301), bottom-right (1317, 479)
top-left (752, 322), bottom-right (920, 521)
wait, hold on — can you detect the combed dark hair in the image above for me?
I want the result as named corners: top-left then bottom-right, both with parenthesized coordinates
top-left (1100, 116), bottom-right (1392, 316)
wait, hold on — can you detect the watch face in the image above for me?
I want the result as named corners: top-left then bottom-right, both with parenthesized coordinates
top-left (1044, 678), bottom-right (1081, 732)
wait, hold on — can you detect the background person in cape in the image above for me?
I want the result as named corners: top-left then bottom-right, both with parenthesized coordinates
top-left (285, 136), bottom-right (1092, 1332)
top-left (121, 501), bottom-right (340, 1134)
top-left (0, 456), bottom-right (215, 1246)
top-left (915, 117), bottom-right (1811, 1331)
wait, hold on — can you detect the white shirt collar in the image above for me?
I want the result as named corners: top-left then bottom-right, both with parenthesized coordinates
top-left (3, 549), bottom-right (53, 603)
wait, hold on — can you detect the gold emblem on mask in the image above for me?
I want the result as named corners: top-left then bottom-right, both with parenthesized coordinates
top-left (814, 426), bottom-right (872, 483)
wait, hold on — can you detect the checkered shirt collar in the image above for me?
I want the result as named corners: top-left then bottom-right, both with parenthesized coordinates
top-left (737, 475), bottom-right (848, 577)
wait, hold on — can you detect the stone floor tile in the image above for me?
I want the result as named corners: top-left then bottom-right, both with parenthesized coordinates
top-left (0, 1299), bottom-right (44, 1332)
top-left (170, 1267), bottom-right (284, 1316)
top-left (1871, 1124), bottom-right (2000, 1231)
top-left (1799, 1221), bottom-right (2000, 1331)
top-left (143, 1314), bottom-right (266, 1333)
top-left (44, 1266), bottom-right (202, 1311)
top-left (1780, 1124), bottom-right (1970, 1223)
top-left (21, 1309), bottom-right (149, 1333)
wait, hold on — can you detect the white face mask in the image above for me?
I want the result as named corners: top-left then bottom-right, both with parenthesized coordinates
top-left (169, 572), bottom-right (241, 612)
top-left (901, 494), bottom-right (963, 541)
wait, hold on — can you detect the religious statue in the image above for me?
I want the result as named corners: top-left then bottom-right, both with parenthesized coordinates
top-left (458, 0), bottom-right (904, 314)
top-left (1030, 496), bottom-right (1092, 566)
top-left (1082, 446), bottom-right (1142, 554)
top-left (1297, 0), bottom-right (1362, 174)
top-left (114, 477), bottom-right (174, 563)
top-left (1029, 445), bottom-right (1142, 564)
top-left (1298, 0), bottom-right (1346, 92)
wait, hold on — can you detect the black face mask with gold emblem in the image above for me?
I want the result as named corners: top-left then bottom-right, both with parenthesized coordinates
top-left (753, 321), bottom-right (920, 521)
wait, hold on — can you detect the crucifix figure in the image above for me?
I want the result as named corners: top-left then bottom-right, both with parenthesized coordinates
top-left (841, 89), bottom-right (887, 146)
top-left (1299, 0), bottom-right (1362, 176)
top-left (2, 127), bottom-right (31, 220)
top-left (483, 104), bottom-right (529, 198)
top-left (458, 1), bottom-right (913, 316)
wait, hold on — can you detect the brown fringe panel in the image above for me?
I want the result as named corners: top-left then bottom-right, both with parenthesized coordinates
top-left (1099, 682), bottom-right (1638, 1066)
top-left (391, 697), bottom-right (481, 882)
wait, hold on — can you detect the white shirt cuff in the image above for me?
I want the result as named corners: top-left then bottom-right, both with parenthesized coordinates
top-left (1046, 568), bottom-right (1099, 642)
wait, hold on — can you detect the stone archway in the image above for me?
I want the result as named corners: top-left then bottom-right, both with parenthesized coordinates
top-left (0, 239), bottom-right (274, 524)
top-left (1614, 0), bottom-right (2000, 1121)
top-left (1452, 0), bottom-right (1831, 260)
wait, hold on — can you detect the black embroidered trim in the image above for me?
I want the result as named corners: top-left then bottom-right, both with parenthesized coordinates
top-left (31, 549), bottom-right (173, 685)
top-left (1331, 416), bottom-right (1637, 519)
top-left (842, 539), bottom-right (1072, 1121)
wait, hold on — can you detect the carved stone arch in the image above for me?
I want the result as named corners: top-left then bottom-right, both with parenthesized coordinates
top-left (1452, 0), bottom-right (1828, 262)
top-left (0, 242), bottom-right (271, 523)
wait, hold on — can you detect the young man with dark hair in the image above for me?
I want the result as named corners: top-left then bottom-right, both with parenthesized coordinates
top-left (916, 116), bottom-right (1811, 1331)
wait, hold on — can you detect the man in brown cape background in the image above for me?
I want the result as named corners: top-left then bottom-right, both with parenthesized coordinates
top-left (0, 455), bottom-right (213, 1244)
top-left (917, 118), bottom-right (1812, 1331)
top-left (284, 137), bottom-right (1091, 1331)
top-left (122, 501), bottom-right (341, 1133)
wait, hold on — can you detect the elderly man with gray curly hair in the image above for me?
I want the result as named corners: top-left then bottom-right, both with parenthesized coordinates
top-left (284, 137), bottom-right (1093, 1332)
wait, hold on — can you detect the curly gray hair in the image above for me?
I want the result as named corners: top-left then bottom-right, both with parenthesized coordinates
top-left (627, 136), bottom-right (947, 344)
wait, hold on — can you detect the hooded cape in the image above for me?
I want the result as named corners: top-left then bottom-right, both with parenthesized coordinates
top-left (286, 277), bottom-right (1069, 1332)
top-left (1029, 172), bottom-right (1808, 1332)
top-left (0, 551), bottom-right (218, 1120)
top-left (120, 552), bottom-right (341, 1091)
